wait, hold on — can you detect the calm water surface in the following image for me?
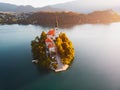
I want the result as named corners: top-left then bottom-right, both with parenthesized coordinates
top-left (0, 23), bottom-right (120, 90)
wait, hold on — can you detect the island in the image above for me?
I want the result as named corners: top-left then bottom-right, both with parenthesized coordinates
top-left (31, 24), bottom-right (74, 72)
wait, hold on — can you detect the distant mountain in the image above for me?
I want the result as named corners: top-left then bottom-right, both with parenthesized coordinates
top-left (0, 1), bottom-right (120, 14)
top-left (113, 7), bottom-right (120, 14)
top-left (0, 3), bottom-right (17, 12)
top-left (0, 2), bottom-right (64, 13)
top-left (52, 0), bottom-right (120, 13)
top-left (36, 6), bottom-right (64, 12)
top-left (0, 3), bottom-right (35, 12)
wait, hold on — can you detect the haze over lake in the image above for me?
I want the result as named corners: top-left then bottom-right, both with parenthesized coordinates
top-left (0, 23), bottom-right (120, 90)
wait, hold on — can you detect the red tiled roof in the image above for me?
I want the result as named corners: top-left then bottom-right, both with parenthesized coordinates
top-left (47, 29), bottom-right (55, 35)
top-left (45, 38), bottom-right (52, 42)
top-left (48, 44), bottom-right (54, 48)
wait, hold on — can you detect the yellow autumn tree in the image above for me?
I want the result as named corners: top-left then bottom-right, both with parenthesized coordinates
top-left (55, 33), bottom-right (74, 65)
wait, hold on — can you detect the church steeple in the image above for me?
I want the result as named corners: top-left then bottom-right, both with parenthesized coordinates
top-left (55, 17), bottom-right (58, 28)
top-left (55, 17), bottom-right (58, 31)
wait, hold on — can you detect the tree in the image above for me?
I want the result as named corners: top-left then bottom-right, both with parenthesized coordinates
top-left (31, 31), bottom-right (51, 69)
top-left (55, 33), bottom-right (74, 65)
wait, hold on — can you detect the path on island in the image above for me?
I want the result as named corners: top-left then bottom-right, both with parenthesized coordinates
top-left (52, 40), bottom-right (69, 72)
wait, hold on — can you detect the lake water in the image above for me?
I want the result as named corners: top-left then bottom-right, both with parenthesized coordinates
top-left (0, 23), bottom-right (120, 90)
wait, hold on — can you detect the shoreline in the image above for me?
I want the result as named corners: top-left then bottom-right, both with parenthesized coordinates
top-left (55, 64), bottom-right (69, 72)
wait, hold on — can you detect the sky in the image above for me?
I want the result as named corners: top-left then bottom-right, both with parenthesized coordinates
top-left (0, 0), bottom-right (120, 8)
top-left (76, 0), bottom-right (120, 8)
top-left (0, 0), bottom-right (74, 7)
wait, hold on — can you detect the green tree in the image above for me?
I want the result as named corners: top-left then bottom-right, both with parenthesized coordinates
top-left (31, 31), bottom-right (51, 69)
